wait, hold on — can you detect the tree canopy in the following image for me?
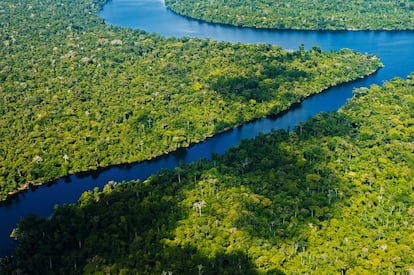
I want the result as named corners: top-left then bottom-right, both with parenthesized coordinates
top-left (4, 74), bottom-right (413, 274)
top-left (0, 0), bottom-right (382, 201)
top-left (166, 0), bottom-right (414, 30)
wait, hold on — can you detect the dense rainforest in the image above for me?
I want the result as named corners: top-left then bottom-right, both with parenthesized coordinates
top-left (165, 0), bottom-right (414, 30)
top-left (2, 74), bottom-right (413, 274)
top-left (0, 0), bottom-right (382, 201)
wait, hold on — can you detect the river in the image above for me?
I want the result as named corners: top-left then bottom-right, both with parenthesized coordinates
top-left (1, 0), bottom-right (414, 257)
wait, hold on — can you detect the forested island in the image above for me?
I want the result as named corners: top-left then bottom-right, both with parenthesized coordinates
top-left (2, 74), bottom-right (413, 274)
top-left (165, 0), bottom-right (414, 30)
top-left (0, 0), bottom-right (382, 201)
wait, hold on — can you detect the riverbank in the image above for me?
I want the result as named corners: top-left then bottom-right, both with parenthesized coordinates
top-left (0, 0), bottom-right (382, 202)
top-left (2, 0), bottom-right (414, 260)
top-left (0, 56), bottom-right (382, 205)
top-left (4, 73), bottom-right (413, 274)
top-left (165, 0), bottom-right (414, 31)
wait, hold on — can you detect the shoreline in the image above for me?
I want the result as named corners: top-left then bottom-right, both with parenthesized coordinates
top-left (164, 4), bottom-right (414, 32)
top-left (1, 66), bottom-right (382, 205)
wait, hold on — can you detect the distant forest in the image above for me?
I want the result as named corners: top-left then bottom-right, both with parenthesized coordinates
top-left (166, 0), bottom-right (414, 30)
top-left (4, 75), bottom-right (414, 274)
top-left (0, 0), bottom-right (381, 201)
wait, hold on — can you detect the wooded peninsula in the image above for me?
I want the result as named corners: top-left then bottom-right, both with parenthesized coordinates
top-left (166, 0), bottom-right (414, 30)
top-left (4, 74), bottom-right (413, 274)
top-left (0, 0), bottom-right (381, 201)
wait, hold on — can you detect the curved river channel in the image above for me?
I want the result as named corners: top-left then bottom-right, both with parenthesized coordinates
top-left (1, 0), bottom-right (414, 257)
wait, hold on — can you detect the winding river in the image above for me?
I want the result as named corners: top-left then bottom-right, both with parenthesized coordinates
top-left (1, 0), bottom-right (414, 257)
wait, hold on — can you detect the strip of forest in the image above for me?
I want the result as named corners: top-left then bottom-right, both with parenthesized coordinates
top-left (3, 74), bottom-right (413, 274)
top-left (0, 0), bottom-right (382, 201)
top-left (165, 0), bottom-right (414, 30)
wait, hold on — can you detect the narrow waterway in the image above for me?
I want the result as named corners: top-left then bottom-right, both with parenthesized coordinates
top-left (1, 0), bottom-right (414, 257)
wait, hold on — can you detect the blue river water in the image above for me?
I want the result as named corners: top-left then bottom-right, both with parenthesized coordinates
top-left (1, 0), bottom-right (414, 257)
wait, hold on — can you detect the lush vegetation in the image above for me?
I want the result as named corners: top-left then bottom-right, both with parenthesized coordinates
top-left (0, 0), bottom-right (382, 201)
top-left (3, 74), bottom-right (413, 274)
top-left (166, 0), bottom-right (414, 30)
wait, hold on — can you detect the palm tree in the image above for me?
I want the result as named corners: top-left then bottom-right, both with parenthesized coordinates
top-left (192, 200), bottom-right (206, 216)
top-left (197, 264), bottom-right (204, 275)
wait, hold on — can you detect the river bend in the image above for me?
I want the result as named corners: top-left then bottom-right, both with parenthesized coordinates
top-left (1, 0), bottom-right (414, 256)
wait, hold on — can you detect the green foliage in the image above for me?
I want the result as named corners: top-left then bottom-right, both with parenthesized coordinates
top-left (166, 0), bottom-right (414, 30)
top-left (5, 75), bottom-right (414, 274)
top-left (0, 0), bottom-right (382, 201)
